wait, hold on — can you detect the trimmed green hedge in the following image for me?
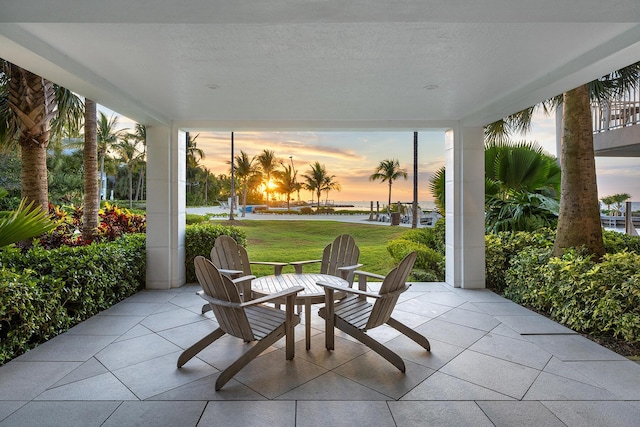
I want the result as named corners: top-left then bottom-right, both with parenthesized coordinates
top-left (185, 223), bottom-right (247, 282)
top-left (0, 233), bottom-right (146, 364)
top-left (387, 225), bottom-right (445, 281)
top-left (504, 247), bottom-right (640, 342)
top-left (486, 229), bottom-right (640, 343)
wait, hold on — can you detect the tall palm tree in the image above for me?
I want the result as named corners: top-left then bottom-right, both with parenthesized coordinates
top-left (302, 161), bottom-right (331, 211)
top-left (369, 159), bottom-right (408, 214)
top-left (256, 149), bottom-right (279, 206)
top-left (130, 124), bottom-right (146, 201)
top-left (490, 61), bottom-right (640, 258)
top-left (83, 99), bottom-right (99, 241)
top-left (97, 112), bottom-right (126, 201)
top-left (113, 137), bottom-right (143, 209)
top-left (0, 60), bottom-right (83, 212)
top-left (186, 133), bottom-right (205, 194)
top-left (322, 174), bottom-right (341, 205)
top-left (233, 150), bottom-right (259, 217)
top-left (273, 163), bottom-right (298, 210)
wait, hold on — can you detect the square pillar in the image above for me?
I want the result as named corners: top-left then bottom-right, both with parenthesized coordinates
top-left (445, 126), bottom-right (485, 288)
top-left (146, 125), bottom-right (186, 289)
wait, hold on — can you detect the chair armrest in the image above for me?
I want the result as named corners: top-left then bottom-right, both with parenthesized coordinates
top-left (197, 286), bottom-right (304, 308)
top-left (240, 285), bottom-right (304, 307)
top-left (316, 280), bottom-right (381, 299)
top-left (219, 268), bottom-right (244, 277)
top-left (354, 270), bottom-right (385, 281)
top-left (231, 274), bottom-right (256, 284)
top-left (249, 261), bottom-right (288, 275)
top-left (317, 281), bottom-right (411, 299)
top-left (289, 259), bottom-right (322, 274)
top-left (337, 264), bottom-right (363, 272)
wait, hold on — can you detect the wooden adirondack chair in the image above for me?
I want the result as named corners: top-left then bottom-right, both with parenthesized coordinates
top-left (178, 256), bottom-right (302, 390)
top-left (317, 251), bottom-right (430, 372)
top-left (289, 234), bottom-right (362, 284)
top-left (202, 235), bottom-right (288, 314)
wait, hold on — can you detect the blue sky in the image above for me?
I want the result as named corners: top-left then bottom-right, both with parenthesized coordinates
top-left (108, 107), bottom-right (640, 203)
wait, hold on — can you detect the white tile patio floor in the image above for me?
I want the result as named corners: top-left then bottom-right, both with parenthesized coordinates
top-left (1, 282), bottom-right (639, 426)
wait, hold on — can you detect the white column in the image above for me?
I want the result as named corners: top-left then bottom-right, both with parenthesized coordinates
top-left (146, 125), bottom-right (186, 289)
top-left (445, 126), bottom-right (485, 289)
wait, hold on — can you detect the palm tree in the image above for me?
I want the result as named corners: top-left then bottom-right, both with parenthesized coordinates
top-left (186, 133), bottom-right (205, 195)
top-left (429, 141), bottom-right (561, 232)
top-left (369, 159), bottom-right (408, 214)
top-left (490, 62), bottom-right (640, 258)
top-left (256, 149), bottom-right (279, 206)
top-left (233, 150), bottom-right (259, 217)
top-left (273, 163), bottom-right (297, 210)
top-left (130, 124), bottom-right (146, 201)
top-left (322, 174), bottom-right (341, 206)
top-left (97, 112), bottom-right (126, 201)
top-left (0, 61), bottom-right (83, 212)
top-left (83, 99), bottom-right (99, 241)
top-left (302, 161), bottom-right (332, 211)
top-left (113, 137), bottom-right (143, 209)
top-left (0, 196), bottom-right (56, 248)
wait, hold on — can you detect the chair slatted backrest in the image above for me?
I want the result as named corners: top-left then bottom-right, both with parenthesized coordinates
top-left (366, 251), bottom-right (416, 330)
top-left (210, 235), bottom-right (252, 276)
top-left (320, 234), bottom-right (360, 278)
top-left (194, 256), bottom-right (254, 341)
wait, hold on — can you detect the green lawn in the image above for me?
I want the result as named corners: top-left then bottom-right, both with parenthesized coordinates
top-left (210, 220), bottom-right (406, 277)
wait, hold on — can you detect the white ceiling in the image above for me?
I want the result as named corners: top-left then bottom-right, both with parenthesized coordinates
top-left (1, 1), bottom-right (640, 131)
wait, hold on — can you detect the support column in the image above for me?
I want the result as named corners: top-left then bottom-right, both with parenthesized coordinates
top-left (146, 126), bottom-right (186, 289)
top-left (445, 126), bottom-right (485, 288)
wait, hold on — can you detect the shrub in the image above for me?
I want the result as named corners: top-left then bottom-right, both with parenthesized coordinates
top-left (186, 214), bottom-right (206, 225)
top-left (603, 229), bottom-right (640, 254)
top-left (0, 233), bottom-right (146, 364)
top-left (485, 228), bottom-right (555, 292)
top-left (185, 223), bottom-right (247, 282)
top-left (387, 239), bottom-right (444, 280)
top-left (504, 247), bottom-right (640, 343)
top-left (0, 269), bottom-right (69, 364)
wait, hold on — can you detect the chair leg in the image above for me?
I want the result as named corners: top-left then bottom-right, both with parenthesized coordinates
top-left (335, 317), bottom-right (406, 372)
top-left (215, 325), bottom-right (286, 390)
top-left (177, 328), bottom-right (225, 367)
top-left (387, 317), bottom-right (431, 351)
top-left (201, 303), bottom-right (212, 314)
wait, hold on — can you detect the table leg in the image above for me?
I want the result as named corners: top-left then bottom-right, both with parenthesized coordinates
top-left (305, 300), bottom-right (311, 351)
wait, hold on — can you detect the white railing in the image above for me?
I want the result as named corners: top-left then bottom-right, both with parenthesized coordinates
top-left (592, 86), bottom-right (640, 133)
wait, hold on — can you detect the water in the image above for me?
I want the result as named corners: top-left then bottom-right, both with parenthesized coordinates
top-left (323, 200), bottom-right (437, 211)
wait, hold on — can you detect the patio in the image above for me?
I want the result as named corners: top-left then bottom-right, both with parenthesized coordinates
top-left (1, 282), bottom-right (639, 426)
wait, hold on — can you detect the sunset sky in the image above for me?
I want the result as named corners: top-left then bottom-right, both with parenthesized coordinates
top-left (110, 108), bottom-right (640, 203)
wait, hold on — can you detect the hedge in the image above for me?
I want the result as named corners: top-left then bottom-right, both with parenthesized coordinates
top-left (504, 247), bottom-right (640, 342)
top-left (0, 233), bottom-right (146, 364)
top-left (185, 223), bottom-right (247, 282)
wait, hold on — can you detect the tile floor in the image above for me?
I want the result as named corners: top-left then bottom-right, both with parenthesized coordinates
top-left (1, 282), bottom-right (639, 426)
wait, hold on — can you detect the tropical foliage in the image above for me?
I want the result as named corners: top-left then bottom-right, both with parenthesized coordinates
top-left (430, 141), bottom-right (560, 232)
top-left (0, 197), bottom-right (56, 248)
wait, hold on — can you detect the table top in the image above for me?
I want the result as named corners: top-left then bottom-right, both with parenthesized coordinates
top-left (252, 273), bottom-right (349, 299)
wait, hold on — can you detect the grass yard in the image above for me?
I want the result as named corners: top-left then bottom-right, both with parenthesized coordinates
top-left (210, 220), bottom-right (406, 277)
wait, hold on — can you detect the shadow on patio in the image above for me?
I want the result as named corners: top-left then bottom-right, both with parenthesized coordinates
top-left (1, 282), bottom-right (640, 426)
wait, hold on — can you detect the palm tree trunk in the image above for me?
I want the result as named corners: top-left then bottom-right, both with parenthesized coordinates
top-left (20, 144), bottom-right (49, 212)
top-left (128, 168), bottom-right (133, 209)
top-left (241, 183), bottom-right (247, 218)
top-left (553, 84), bottom-right (605, 259)
top-left (82, 98), bottom-right (99, 241)
top-left (387, 181), bottom-right (392, 215)
top-left (6, 63), bottom-right (56, 213)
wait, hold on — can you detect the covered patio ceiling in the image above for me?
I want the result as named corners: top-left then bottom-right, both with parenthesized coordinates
top-left (1, 1), bottom-right (640, 131)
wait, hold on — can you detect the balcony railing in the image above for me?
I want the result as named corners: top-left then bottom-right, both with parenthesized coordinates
top-left (592, 86), bottom-right (640, 133)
